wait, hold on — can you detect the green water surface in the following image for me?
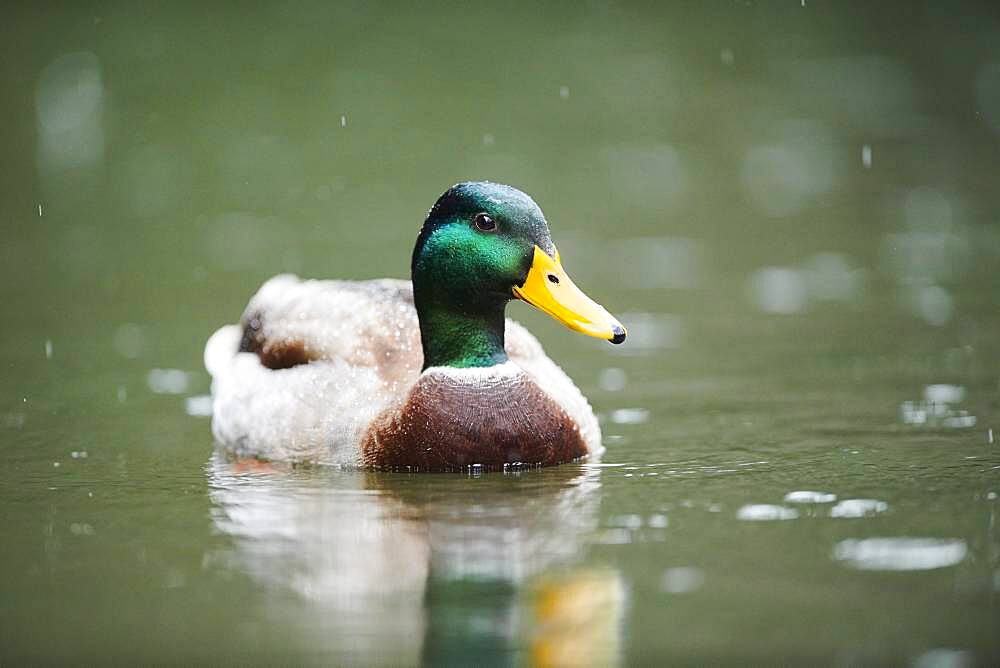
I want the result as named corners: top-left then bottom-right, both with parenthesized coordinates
top-left (2, 2), bottom-right (999, 665)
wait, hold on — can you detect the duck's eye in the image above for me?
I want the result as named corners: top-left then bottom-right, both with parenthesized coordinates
top-left (473, 213), bottom-right (497, 232)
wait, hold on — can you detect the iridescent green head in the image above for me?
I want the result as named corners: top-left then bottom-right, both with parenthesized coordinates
top-left (411, 182), bottom-right (625, 369)
top-left (412, 182), bottom-right (554, 309)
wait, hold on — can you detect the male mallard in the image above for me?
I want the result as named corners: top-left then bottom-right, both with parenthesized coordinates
top-left (204, 182), bottom-right (626, 470)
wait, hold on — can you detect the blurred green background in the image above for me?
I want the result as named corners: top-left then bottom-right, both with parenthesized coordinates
top-left (2, 1), bottom-right (999, 665)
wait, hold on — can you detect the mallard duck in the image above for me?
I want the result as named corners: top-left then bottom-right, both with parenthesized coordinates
top-left (204, 182), bottom-right (626, 470)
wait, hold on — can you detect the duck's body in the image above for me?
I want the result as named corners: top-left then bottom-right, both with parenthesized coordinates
top-left (205, 182), bottom-right (625, 470)
top-left (205, 275), bottom-right (599, 467)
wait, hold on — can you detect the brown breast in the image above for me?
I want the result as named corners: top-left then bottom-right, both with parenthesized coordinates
top-left (361, 367), bottom-right (588, 471)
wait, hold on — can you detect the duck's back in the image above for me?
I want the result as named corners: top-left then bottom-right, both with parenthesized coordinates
top-left (205, 274), bottom-right (600, 467)
top-left (235, 275), bottom-right (423, 382)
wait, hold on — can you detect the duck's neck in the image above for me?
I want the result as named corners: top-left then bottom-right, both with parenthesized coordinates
top-left (414, 295), bottom-right (508, 370)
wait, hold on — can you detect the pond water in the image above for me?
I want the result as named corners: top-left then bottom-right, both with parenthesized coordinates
top-left (2, 3), bottom-right (999, 665)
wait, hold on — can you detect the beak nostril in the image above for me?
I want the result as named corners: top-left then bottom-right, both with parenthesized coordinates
top-left (547, 274), bottom-right (560, 285)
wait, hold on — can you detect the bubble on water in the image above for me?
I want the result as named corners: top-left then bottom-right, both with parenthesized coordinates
top-left (942, 414), bottom-right (976, 429)
top-left (599, 368), bottom-right (627, 392)
top-left (185, 395), bottom-right (214, 417)
top-left (113, 323), bottom-right (144, 359)
top-left (924, 384), bottom-right (965, 403)
top-left (647, 514), bottom-right (668, 528)
top-left (70, 450), bottom-right (88, 459)
top-left (900, 401), bottom-right (927, 425)
top-left (749, 267), bottom-right (807, 314)
top-left (559, 85), bottom-right (570, 99)
top-left (661, 567), bottom-right (705, 594)
top-left (829, 499), bottom-right (888, 518)
top-left (912, 648), bottom-right (974, 668)
top-left (35, 51), bottom-right (105, 170)
top-left (720, 49), bottom-right (734, 66)
top-left (482, 133), bottom-right (495, 146)
top-left (147, 368), bottom-right (191, 395)
top-left (833, 538), bottom-right (967, 571)
top-left (44, 340), bottom-right (53, 359)
top-left (609, 408), bottom-right (649, 425)
top-left (784, 491), bottom-right (837, 504)
top-left (862, 144), bottom-right (872, 168)
top-left (909, 284), bottom-right (953, 326)
top-left (901, 386), bottom-right (975, 428)
top-left (736, 504), bottom-right (799, 521)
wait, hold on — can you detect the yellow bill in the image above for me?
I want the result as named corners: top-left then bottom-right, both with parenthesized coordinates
top-left (513, 245), bottom-right (627, 344)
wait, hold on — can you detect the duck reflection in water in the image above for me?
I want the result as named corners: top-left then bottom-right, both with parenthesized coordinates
top-left (207, 454), bottom-right (624, 667)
